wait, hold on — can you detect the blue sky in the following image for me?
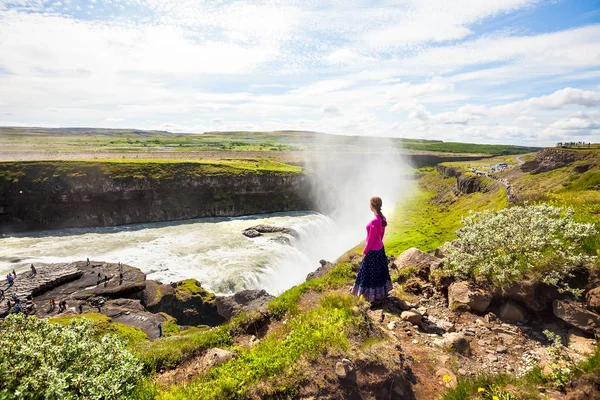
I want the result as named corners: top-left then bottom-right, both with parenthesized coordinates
top-left (0, 0), bottom-right (599, 145)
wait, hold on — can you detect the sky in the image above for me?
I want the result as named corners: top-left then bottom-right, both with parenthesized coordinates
top-left (0, 1), bottom-right (599, 146)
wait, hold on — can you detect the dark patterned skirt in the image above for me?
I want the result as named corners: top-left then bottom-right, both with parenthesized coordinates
top-left (350, 247), bottom-right (393, 303)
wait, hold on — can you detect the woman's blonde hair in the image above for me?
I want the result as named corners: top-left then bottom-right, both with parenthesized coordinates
top-left (370, 196), bottom-right (388, 227)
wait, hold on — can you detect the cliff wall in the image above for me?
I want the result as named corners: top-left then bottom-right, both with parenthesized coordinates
top-left (0, 162), bottom-right (313, 233)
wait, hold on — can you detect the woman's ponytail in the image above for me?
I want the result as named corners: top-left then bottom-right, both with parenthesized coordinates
top-left (370, 196), bottom-right (388, 227)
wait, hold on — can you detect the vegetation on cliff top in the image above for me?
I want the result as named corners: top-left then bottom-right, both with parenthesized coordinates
top-left (0, 158), bottom-right (302, 183)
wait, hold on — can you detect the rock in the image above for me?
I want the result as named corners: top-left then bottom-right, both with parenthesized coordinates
top-left (335, 359), bottom-right (354, 380)
top-left (393, 247), bottom-right (441, 280)
top-left (553, 299), bottom-right (600, 336)
top-left (425, 315), bottom-right (455, 333)
top-left (102, 301), bottom-right (167, 340)
top-left (367, 309), bottom-right (385, 323)
top-left (457, 368), bottom-right (467, 376)
top-left (216, 289), bottom-right (274, 320)
top-left (204, 348), bottom-right (234, 369)
top-left (433, 242), bottom-right (452, 259)
top-left (521, 148), bottom-right (587, 174)
top-left (586, 287), bottom-right (600, 312)
top-left (435, 368), bottom-right (457, 388)
top-left (388, 321), bottom-right (398, 330)
top-left (417, 306), bottom-right (428, 316)
top-left (573, 163), bottom-right (592, 173)
top-left (434, 333), bottom-right (471, 355)
top-left (502, 280), bottom-right (553, 313)
top-left (401, 310), bottom-right (422, 325)
top-left (243, 225), bottom-right (297, 238)
top-left (448, 281), bottom-right (492, 313)
top-left (143, 279), bottom-right (225, 326)
top-left (567, 328), bottom-right (596, 359)
top-left (403, 278), bottom-right (422, 294)
top-left (496, 345), bottom-right (508, 354)
top-left (306, 260), bottom-right (337, 281)
top-left (487, 354), bottom-right (498, 362)
top-left (500, 301), bottom-right (528, 322)
top-left (242, 229), bottom-right (261, 238)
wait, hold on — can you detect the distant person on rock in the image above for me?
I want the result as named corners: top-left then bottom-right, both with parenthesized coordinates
top-left (6, 274), bottom-right (13, 286)
top-left (30, 264), bottom-right (36, 276)
top-left (12, 269), bottom-right (16, 279)
top-left (97, 272), bottom-right (102, 285)
top-left (87, 258), bottom-right (90, 266)
top-left (78, 303), bottom-right (84, 314)
top-left (350, 196), bottom-right (392, 305)
top-left (0, 288), bottom-right (4, 301)
top-left (58, 300), bottom-right (67, 313)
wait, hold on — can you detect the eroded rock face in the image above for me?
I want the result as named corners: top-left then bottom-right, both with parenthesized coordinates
top-left (448, 281), bottom-right (492, 313)
top-left (553, 299), bottom-right (600, 336)
top-left (393, 247), bottom-right (441, 279)
top-left (502, 280), bottom-right (553, 313)
top-left (215, 289), bottom-right (274, 320)
top-left (520, 148), bottom-right (587, 174)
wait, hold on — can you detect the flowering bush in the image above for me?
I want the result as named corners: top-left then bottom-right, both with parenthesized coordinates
top-left (0, 314), bottom-right (143, 399)
top-left (443, 204), bottom-right (597, 295)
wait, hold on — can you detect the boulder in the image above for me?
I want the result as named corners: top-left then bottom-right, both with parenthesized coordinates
top-left (553, 299), bottom-right (600, 336)
top-left (335, 358), bottom-right (354, 380)
top-left (499, 301), bottom-right (528, 322)
top-left (502, 280), bottom-right (552, 313)
top-left (401, 310), bottom-right (422, 325)
top-left (434, 332), bottom-right (471, 355)
top-left (393, 247), bottom-right (441, 279)
top-left (216, 289), bottom-right (274, 320)
top-left (203, 348), bottom-right (234, 369)
top-left (433, 242), bottom-right (452, 259)
top-left (586, 287), bottom-right (600, 313)
top-left (567, 328), bottom-right (597, 360)
top-left (142, 279), bottom-right (225, 327)
top-left (306, 260), bottom-right (337, 281)
top-left (435, 368), bottom-right (457, 389)
top-left (448, 281), bottom-right (492, 313)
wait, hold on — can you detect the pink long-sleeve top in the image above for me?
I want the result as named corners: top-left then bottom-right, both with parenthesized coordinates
top-left (363, 215), bottom-right (386, 254)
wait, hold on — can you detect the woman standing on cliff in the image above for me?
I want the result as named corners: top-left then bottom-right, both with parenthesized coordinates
top-left (351, 196), bottom-right (393, 304)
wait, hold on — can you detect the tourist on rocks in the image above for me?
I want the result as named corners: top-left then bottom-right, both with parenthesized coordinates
top-left (6, 274), bottom-right (14, 286)
top-left (30, 264), bottom-right (36, 276)
top-left (78, 303), bottom-right (84, 314)
top-left (87, 258), bottom-right (90, 266)
top-left (12, 269), bottom-right (16, 279)
top-left (350, 196), bottom-right (392, 305)
top-left (49, 298), bottom-right (56, 312)
top-left (104, 275), bottom-right (109, 287)
top-left (0, 288), bottom-right (4, 301)
top-left (97, 272), bottom-right (102, 285)
top-left (58, 300), bottom-right (67, 313)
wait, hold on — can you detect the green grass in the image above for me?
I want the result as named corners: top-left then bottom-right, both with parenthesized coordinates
top-left (50, 312), bottom-right (148, 347)
top-left (267, 262), bottom-right (355, 318)
top-left (136, 325), bottom-right (233, 373)
top-left (383, 170), bottom-right (508, 257)
top-left (0, 159), bottom-right (302, 184)
top-left (159, 293), bottom-right (367, 400)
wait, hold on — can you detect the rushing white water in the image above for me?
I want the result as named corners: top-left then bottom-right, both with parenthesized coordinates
top-left (0, 211), bottom-right (362, 295)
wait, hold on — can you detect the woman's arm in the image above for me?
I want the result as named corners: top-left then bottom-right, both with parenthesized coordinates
top-left (363, 222), bottom-right (375, 255)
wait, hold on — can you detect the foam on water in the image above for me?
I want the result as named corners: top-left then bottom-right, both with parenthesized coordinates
top-left (0, 211), bottom-right (358, 295)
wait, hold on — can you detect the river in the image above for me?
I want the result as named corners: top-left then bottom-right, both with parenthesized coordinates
top-left (0, 211), bottom-right (360, 295)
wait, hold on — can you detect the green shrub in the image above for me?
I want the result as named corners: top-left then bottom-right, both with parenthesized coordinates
top-left (443, 204), bottom-right (597, 295)
top-left (0, 314), bottom-right (143, 399)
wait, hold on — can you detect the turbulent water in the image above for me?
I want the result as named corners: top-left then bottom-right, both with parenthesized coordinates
top-left (0, 212), bottom-right (360, 295)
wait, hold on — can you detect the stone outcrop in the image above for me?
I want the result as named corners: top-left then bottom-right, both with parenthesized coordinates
top-left (435, 165), bottom-right (491, 194)
top-left (0, 162), bottom-right (314, 234)
top-left (434, 332), bottom-right (471, 355)
top-left (242, 225), bottom-right (297, 238)
top-left (553, 299), bottom-right (600, 336)
top-left (393, 247), bottom-right (441, 279)
top-left (141, 279), bottom-right (224, 327)
top-left (501, 280), bottom-right (554, 313)
top-left (520, 148), bottom-right (588, 174)
top-left (448, 281), bottom-right (492, 313)
top-left (306, 260), bottom-right (337, 281)
top-left (215, 289), bottom-right (274, 320)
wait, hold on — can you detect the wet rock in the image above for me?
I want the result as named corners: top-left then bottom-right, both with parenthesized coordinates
top-left (306, 260), bottom-right (337, 281)
top-left (102, 300), bottom-right (167, 340)
top-left (586, 287), bottom-right (600, 313)
top-left (270, 236), bottom-right (291, 246)
top-left (500, 301), bottom-right (528, 322)
top-left (401, 310), bottom-right (422, 325)
top-left (216, 289), bottom-right (274, 320)
top-left (243, 225), bottom-right (297, 238)
top-left (393, 247), bottom-right (441, 280)
top-left (204, 348), bottom-right (234, 369)
top-left (143, 279), bottom-right (225, 327)
top-left (448, 281), bottom-right (492, 313)
top-left (434, 332), bottom-right (471, 355)
top-left (553, 299), bottom-right (600, 336)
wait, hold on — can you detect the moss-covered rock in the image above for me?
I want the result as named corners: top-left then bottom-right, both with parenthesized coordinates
top-left (141, 279), bottom-right (224, 327)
